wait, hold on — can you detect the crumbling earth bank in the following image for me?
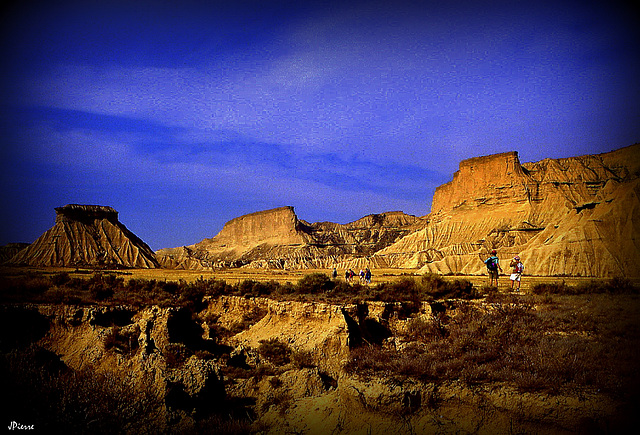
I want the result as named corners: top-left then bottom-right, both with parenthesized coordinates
top-left (1, 297), bottom-right (622, 433)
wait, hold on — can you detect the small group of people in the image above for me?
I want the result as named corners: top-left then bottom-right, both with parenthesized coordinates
top-left (332, 267), bottom-right (372, 284)
top-left (483, 249), bottom-right (524, 291)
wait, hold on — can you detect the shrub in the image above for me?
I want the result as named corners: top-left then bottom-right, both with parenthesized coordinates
top-left (3, 345), bottom-right (163, 434)
top-left (344, 295), bottom-right (634, 395)
top-left (258, 338), bottom-right (292, 366)
top-left (295, 273), bottom-right (335, 294)
top-left (228, 306), bottom-right (267, 334)
top-left (531, 282), bottom-right (571, 295)
top-left (177, 285), bottom-right (206, 313)
top-left (532, 278), bottom-right (638, 296)
top-left (164, 343), bottom-right (193, 368)
top-left (234, 279), bottom-right (279, 297)
top-left (291, 349), bottom-right (315, 369)
top-left (404, 315), bottom-right (448, 342)
top-left (376, 277), bottom-right (419, 302)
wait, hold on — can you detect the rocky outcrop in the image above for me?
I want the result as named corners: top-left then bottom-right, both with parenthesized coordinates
top-left (156, 208), bottom-right (420, 270)
top-left (375, 144), bottom-right (640, 277)
top-left (430, 151), bottom-right (534, 212)
top-left (8, 204), bottom-right (160, 268)
top-left (156, 144), bottom-right (639, 277)
top-left (3, 297), bottom-right (625, 434)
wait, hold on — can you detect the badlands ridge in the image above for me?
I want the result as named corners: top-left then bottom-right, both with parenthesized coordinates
top-left (6, 144), bottom-right (640, 277)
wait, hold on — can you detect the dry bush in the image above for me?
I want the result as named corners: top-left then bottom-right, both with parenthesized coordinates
top-left (229, 306), bottom-right (267, 334)
top-left (346, 294), bottom-right (640, 397)
top-left (291, 349), bottom-right (316, 369)
top-left (258, 338), bottom-right (292, 366)
top-left (532, 278), bottom-right (638, 296)
top-left (261, 389), bottom-right (292, 415)
top-left (164, 343), bottom-right (193, 368)
top-left (404, 315), bottom-right (447, 342)
top-left (295, 273), bottom-right (335, 294)
top-left (1, 345), bottom-right (164, 433)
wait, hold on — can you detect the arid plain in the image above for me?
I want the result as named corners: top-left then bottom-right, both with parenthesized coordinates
top-left (4, 264), bottom-right (635, 289)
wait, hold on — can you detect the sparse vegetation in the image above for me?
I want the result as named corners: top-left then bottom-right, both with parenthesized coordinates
top-left (0, 270), bottom-right (481, 307)
top-left (1, 344), bottom-right (165, 434)
top-left (345, 292), bottom-right (640, 399)
top-left (258, 338), bottom-right (292, 366)
top-left (531, 277), bottom-right (638, 295)
top-left (229, 306), bottom-right (268, 334)
top-left (2, 268), bottom-right (639, 433)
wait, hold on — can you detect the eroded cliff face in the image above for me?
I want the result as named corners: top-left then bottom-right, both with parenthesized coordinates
top-left (156, 145), bottom-right (639, 277)
top-left (376, 145), bottom-right (640, 277)
top-left (156, 208), bottom-right (421, 270)
top-left (2, 297), bottom-right (622, 434)
top-left (431, 151), bottom-right (533, 212)
top-left (9, 205), bottom-right (160, 269)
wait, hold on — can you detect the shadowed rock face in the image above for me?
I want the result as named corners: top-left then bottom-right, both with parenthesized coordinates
top-left (9, 204), bottom-right (160, 268)
top-left (55, 204), bottom-right (119, 224)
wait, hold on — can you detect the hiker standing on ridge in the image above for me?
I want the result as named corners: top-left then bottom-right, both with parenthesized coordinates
top-left (484, 249), bottom-right (502, 287)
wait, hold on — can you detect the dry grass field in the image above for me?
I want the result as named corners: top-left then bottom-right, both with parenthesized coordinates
top-left (2, 266), bottom-right (634, 292)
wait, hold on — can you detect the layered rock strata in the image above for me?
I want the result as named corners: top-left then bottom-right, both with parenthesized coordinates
top-left (376, 144), bottom-right (640, 277)
top-left (9, 204), bottom-right (159, 268)
top-left (1, 297), bottom-right (623, 434)
top-left (156, 207), bottom-right (421, 270)
top-left (157, 144), bottom-right (639, 277)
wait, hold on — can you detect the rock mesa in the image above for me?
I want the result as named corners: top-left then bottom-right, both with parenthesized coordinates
top-left (9, 204), bottom-right (159, 268)
top-left (158, 144), bottom-right (640, 277)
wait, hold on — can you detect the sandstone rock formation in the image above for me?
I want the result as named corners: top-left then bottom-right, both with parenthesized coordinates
top-left (376, 144), bottom-right (640, 277)
top-left (9, 204), bottom-right (159, 268)
top-left (158, 144), bottom-right (639, 277)
top-left (156, 207), bottom-right (421, 270)
top-left (2, 296), bottom-right (625, 433)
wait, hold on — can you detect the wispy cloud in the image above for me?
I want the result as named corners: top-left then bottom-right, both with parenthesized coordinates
top-left (14, 107), bottom-right (438, 213)
top-left (2, 0), bottom-right (638, 248)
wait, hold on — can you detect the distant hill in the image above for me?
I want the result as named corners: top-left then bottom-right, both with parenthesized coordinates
top-left (8, 204), bottom-right (159, 268)
top-left (155, 207), bottom-right (421, 269)
top-left (6, 145), bottom-right (638, 277)
top-left (157, 144), bottom-right (640, 277)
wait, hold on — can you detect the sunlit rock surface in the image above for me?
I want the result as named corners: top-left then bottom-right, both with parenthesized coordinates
top-left (158, 144), bottom-right (640, 277)
top-left (3, 297), bottom-right (621, 434)
top-left (156, 207), bottom-right (421, 270)
top-left (378, 144), bottom-right (640, 277)
top-left (9, 204), bottom-right (160, 268)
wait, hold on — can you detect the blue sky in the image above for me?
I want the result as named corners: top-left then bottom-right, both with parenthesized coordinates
top-left (1, 0), bottom-right (638, 250)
